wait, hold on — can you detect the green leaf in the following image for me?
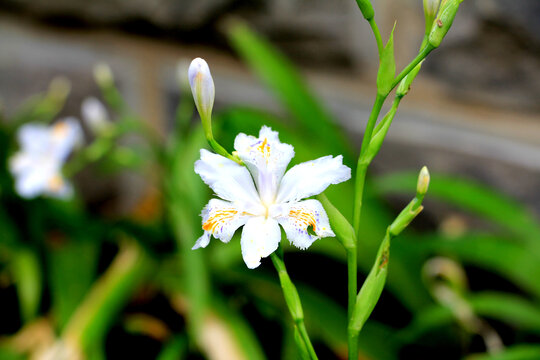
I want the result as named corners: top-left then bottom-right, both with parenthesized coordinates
top-left (48, 238), bottom-right (100, 330)
top-left (61, 242), bottom-right (151, 353)
top-left (211, 296), bottom-right (267, 360)
top-left (469, 292), bottom-right (540, 334)
top-left (400, 292), bottom-right (540, 342)
top-left (10, 248), bottom-right (42, 323)
top-left (464, 344), bottom-right (540, 360)
top-left (350, 234), bottom-right (390, 335)
top-left (157, 336), bottom-right (187, 360)
top-left (376, 24), bottom-right (397, 95)
top-left (411, 233), bottom-right (540, 299)
top-left (316, 194), bottom-right (355, 250)
top-left (226, 22), bottom-right (351, 157)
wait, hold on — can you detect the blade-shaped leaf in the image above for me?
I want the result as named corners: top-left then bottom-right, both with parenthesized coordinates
top-left (226, 22), bottom-right (351, 157)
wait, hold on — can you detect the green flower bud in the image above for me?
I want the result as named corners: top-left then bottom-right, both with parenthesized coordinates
top-left (417, 166), bottom-right (430, 197)
top-left (423, 0), bottom-right (441, 35)
top-left (48, 76), bottom-right (71, 103)
top-left (93, 62), bottom-right (114, 88)
top-left (355, 0), bottom-right (375, 20)
top-left (396, 61), bottom-right (423, 97)
top-left (428, 0), bottom-right (463, 48)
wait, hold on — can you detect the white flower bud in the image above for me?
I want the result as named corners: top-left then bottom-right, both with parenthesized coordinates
top-left (417, 166), bottom-right (430, 196)
top-left (48, 76), bottom-right (71, 102)
top-left (81, 97), bottom-right (110, 134)
top-left (423, 0), bottom-right (440, 18)
top-left (93, 62), bottom-right (114, 87)
top-left (188, 57), bottom-right (215, 122)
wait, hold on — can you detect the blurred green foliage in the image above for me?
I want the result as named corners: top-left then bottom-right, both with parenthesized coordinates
top-left (0, 21), bottom-right (539, 360)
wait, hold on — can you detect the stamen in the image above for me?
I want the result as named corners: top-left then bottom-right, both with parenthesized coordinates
top-left (48, 175), bottom-right (64, 192)
top-left (52, 122), bottom-right (69, 139)
top-left (289, 208), bottom-right (317, 232)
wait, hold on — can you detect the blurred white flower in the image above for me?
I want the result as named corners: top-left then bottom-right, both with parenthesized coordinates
top-left (81, 97), bottom-right (110, 134)
top-left (9, 118), bottom-right (83, 199)
top-left (188, 58), bottom-right (214, 122)
top-left (193, 126), bottom-right (351, 269)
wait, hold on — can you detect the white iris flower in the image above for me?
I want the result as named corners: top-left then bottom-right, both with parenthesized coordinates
top-left (193, 126), bottom-right (351, 269)
top-left (9, 118), bottom-right (82, 199)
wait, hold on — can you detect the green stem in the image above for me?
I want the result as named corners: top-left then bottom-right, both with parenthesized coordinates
top-left (208, 137), bottom-right (242, 165)
top-left (297, 322), bottom-right (318, 360)
top-left (368, 18), bottom-right (384, 58)
top-left (62, 242), bottom-right (149, 353)
top-left (270, 252), bottom-right (318, 360)
top-left (202, 115), bottom-right (243, 165)
top-left (359, 94), bottom-right (386, 157)
top-left (347, 247), bottom-right (358, 360)
top-left (391, 45), bottom-right (434, 90)
top-left (348, 332), bottom-right (359, 360)
top-left (352, 93), bottom-right (385, 235)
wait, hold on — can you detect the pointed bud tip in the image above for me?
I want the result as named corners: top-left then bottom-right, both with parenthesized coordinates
top-left (188, 57), bottom-right (215, 121)
top-left (424, 0), bottom-right (441, 18)
top-left (417, 166), bottom-right (430, 196)
top-left (188, 57), bottom-right (212, 89)
top-left (49, 76), bottom-right (71, 101)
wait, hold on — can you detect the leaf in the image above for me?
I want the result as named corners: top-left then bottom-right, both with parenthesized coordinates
top-left (376, 24), bottom-right (397, 95)
top-left (156, 336), bottom-right (187, 360)
top-left (464, 344), bottom-right (540, 360)
top-left (411, 233), bottom-right (540, 299)
top-left (61, 242), bottom-right (151, 353)
top-left (48, 238), bottom-right (100, 330)
top-left (211, 296), bottom-right (267, 360)
top-left (350, 234), bottom-right (390, 335)
top-left (469, 292), bottom-right (540, 334)
top-left (400, 292), bottom-right (540, 342)
top-left (10, 248), bottom-right (42, 323)
top-left (225, 22), bottom-right (351, 157)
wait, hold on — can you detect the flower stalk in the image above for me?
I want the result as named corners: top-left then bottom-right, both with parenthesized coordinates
top-left (270, 251), bottom-right (318, 360)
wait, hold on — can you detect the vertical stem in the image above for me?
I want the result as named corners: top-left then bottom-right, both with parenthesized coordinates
top-left (347, 248), bottom-right (357, 320)
top-left (296, 322), bottom-right (318, 360)
top-left (352, 93), bottom-right (385, 235)
top-left (391, 45), bottom-right (434, 89)
top-left (347, 247), bottom-right (358, 360)
top-left (359, 94), bottom-right (386, 157)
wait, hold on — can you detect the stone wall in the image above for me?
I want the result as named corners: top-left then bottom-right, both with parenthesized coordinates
top-left (2, 0), bottom-right (540, 111)
top-left (0, 1), bottom-right (539, 213)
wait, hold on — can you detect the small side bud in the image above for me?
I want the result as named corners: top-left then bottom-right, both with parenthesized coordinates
top-left (428, 0), bottom-right (463, 48)
top-left (423, 0), bottom-right (441, 36)
top-left (396, 61), bottom-right (423, 97)
top-left (188, 58), bottom-right (215, 126)
top-left (48, 76), bottom-right (71, 103)
top-left (81, 97), bottom-right (111, 135)
top-left (93, 62), bottom-right (114, 88)
top-left (417, 166), bottom-right (430, 197)
top-left (424, 0), bottom-right (440, 18)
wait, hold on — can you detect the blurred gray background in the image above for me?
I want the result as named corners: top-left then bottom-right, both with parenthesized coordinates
top-left (0, 0), bottom-right (539, 212)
